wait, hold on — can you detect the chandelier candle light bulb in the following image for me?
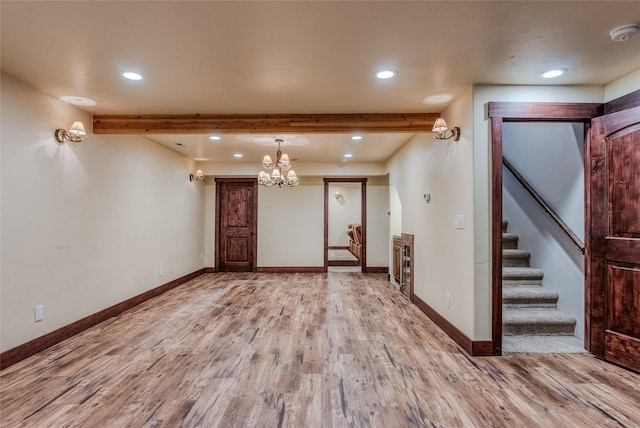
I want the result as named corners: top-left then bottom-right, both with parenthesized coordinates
top-left (258, 139), bottom-right (299, 188)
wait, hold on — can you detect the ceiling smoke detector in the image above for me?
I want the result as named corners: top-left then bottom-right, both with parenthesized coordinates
top-left (610, 24), bottom-right (640, 42)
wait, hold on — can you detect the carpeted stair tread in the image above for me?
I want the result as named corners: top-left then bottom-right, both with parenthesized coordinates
top-left (502, 335), bottom-right (586, 353)
top-left (502, 267), bottom-right (544, 287)
top-left (503, 308), bottom-right (576, 335)
top-left (503, 287), bottom-right (558, 308)
top-left (503, 249), bottom-right (531, 267)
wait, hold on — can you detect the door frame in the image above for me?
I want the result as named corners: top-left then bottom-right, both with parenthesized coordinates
top-left (215, 178), bottom-right (258, 272)
top-left (487, 102), bottom-right (602, 355)
top-left (323, 178), bottom-right (367, 272)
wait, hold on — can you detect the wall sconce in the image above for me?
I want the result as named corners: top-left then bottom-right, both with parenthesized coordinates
top-left (432, 118), bottom-right (460, 141)
top-left (335, 191), bottom-right (344, 201)
top-left (55, 121), bottom-right (88, 143)
top-left (189, 170), bottom-right (204, 181)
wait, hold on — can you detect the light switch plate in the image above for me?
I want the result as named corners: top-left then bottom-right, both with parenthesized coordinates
top-left (454, 215), bottom-right (465, 229)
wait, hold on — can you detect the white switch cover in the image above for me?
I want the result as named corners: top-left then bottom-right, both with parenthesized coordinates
top-left (35, 305), bottom-right (44, 322)
top-left (454, 215), bottom-right (465, 229)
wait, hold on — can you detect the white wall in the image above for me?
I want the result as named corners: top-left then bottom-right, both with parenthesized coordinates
top-left (257, 181), bottom-right (325, 267)
top-left (203, 178), bottom-right (216, 267)
top-left (1, 74), bottom-right (205, 352)
top-left (604, 68), bottom-right (640, 102)
top-left (203, 176), bottom-right (389, 269)
top-left (328, 183), bottom-right (361, 247)
top-left (503, 122), bottom-right (584, 241)
top-left (387, 86), bottom-right (476, 338)
top-left (366, 177), bottom-right (389, 268)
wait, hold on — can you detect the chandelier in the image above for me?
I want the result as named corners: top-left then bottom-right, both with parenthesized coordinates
top-left (258, 139), bottom-right (299, 187)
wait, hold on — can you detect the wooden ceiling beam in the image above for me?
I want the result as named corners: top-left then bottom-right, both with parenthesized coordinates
top-left (92, 113), bottom-right (440, 134)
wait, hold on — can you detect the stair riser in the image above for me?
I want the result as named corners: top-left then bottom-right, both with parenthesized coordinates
top-left (503, 279), bottom-right (543, 287)
top-left (503, 257), bottom-right (530, 267)
top-left (503, 302), bottom-right (557, 309)
top-left (502, 238), bottom-right (518, 249)
top-left (503, 324), bottom-right (576, 336)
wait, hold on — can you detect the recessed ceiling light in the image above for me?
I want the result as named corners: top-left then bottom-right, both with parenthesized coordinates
top-left (540, 69), bottom-right (566, 79)
top-left (193, 157), bottom-right (209, 161)
top-left (233, 153), bottom-right (243, 158)
top-left (344, 153), bottom-right (353, 158)
top-left (375, 70), bottom-right (396, 79)
top-left (121, 71), bottom-right (145, 81)
top-left (60, 95), bottom-right (97, 106)
top-left (351, 135), bottom-right (363, 141)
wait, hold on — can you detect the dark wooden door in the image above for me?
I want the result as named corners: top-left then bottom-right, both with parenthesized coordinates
top-left (588, 106), bottom-right (640, 372)
top-left (216, 179), bottom-right (257, 272)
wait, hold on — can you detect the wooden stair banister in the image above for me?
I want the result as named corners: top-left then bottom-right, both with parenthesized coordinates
top-left (502, 156), bottom-right (584, 254)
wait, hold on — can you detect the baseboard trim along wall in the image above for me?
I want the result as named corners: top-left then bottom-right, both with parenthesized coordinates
top-left (363, 267), bottom-right (388, 274)
top-left (256, 267), bottom-right (325, 273)
top-left (412, 294), bottom-right (494, 357)
top-left (0, 268), bottom-right (206, 370)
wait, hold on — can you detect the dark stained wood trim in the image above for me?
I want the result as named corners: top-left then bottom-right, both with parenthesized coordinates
top-left (412, 294), bottom-right (495, 357)
top-left (204, 267), bottom-right (216, 273)
top-left (323, 178), bottom-right (368, 272)
top-left (604, 89), bottom-right (640, 115)
top-left (256, 267), bottom-right (325, 273)
top-left (491, 116), bottom-right (504, 356)
top-left (323, 180), bottom-right (329, 271)
top-left (583, 122), bottom-right (593, 352)
top-left (488, 102), bottom-right (602, 120)
top-left (489, 101), bottom-right (606, 359)
top-left (503, 156), bottom-right (584, 253)
top-left (328, 260), bottom-right (360, 267)
top-left (214, 178), bottom-right (258, 272)
top-left (361, 180), bottom-right (367, 271)
top-left (363, 266), bottom-right (389, 273)
top-left (328, 246), bottom-right (349, 250)
top-left (402, 233), bottom-right (415, 302)
top-left (0, 269), bottom-right (205, 370)
top-left (93, 113), bottom-right (440, 134)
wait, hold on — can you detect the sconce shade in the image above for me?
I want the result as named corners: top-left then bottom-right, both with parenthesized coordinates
top-left (432, 118), bottom-right (449, 133)
top-left (189, 169), bottom-right (204, 181)
top-left (69, 121), bottom-right (87, 138)
top-left (55, 121), bottom-right (88, 143)
top-left (432, 117), bottom-right (461, 141)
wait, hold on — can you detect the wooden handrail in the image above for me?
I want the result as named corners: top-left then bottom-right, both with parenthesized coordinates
top-left (503, 156), bottom-right (585, 254)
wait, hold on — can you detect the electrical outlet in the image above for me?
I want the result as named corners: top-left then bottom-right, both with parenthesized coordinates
top-left (200, 253), bottom-right (204, 260)
top-left (158, 266), bottom-right (163, 277)
top-left (445, 293), bottom-right (451, 308)
top-left (35, 305), bottom-right (44, 322)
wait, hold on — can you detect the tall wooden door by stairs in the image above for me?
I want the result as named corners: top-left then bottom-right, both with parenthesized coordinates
top-left (588, 106), bottom-right (640, 372)
top-left (216, 179), bottom-right (257, 272)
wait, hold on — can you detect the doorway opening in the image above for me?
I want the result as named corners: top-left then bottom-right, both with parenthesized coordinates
top-left (324, 178), bottom-right (367, 272)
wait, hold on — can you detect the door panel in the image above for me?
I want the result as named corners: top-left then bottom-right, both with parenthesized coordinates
top-left (216, 179), bottom-right (257, 272)
top-left (589, 106), bottom-right (640, 372)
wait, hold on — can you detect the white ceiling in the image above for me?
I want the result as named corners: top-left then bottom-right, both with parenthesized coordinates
top-left (2, 1), bottom-right (639, 163)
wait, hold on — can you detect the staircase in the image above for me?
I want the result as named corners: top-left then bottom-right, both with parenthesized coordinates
top-left (502, 220), bottom-right (583, 352)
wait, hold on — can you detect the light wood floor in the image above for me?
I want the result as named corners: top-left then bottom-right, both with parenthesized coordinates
top-left (2, 273), bottom-right (639, 427)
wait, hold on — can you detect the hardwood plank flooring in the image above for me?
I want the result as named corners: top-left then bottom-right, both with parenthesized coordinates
top-left (1, 273), bottom-right (639, 427)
